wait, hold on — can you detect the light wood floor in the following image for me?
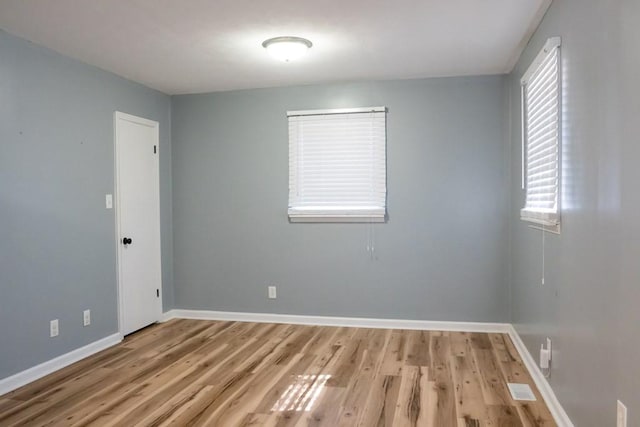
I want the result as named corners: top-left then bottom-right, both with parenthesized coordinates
top-left (0, 319), bottom-right (556, 426)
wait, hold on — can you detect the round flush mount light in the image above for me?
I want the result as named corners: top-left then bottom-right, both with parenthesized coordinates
top-left (262, 36), bottom-right (312, 62)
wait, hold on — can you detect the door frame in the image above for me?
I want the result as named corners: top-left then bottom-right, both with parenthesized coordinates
top-left (113, 111), bottom-right (163, 336)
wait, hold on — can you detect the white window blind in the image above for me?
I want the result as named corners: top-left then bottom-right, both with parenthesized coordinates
top-left (521, 37), bottom-right (561, 226)
top-left (288, 107), bottom-right (387, 222)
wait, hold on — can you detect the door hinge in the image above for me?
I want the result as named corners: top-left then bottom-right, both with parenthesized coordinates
top-left (153, 145), bottom-right (157, 154)
top-left (156, 289), bottom-right (160, 297)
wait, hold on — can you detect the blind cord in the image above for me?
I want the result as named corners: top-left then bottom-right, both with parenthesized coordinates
top-left (542, 224), bottom-right (551, 379)
top-left (367, 112), bottom-right (375, 261)
top-left (366, 222), bottom-right (370, 255)
top-left (371, 220), bottom-right (375, 260)
top-left (542, 224), bottom-right (545, 285)
top-left (368, 225), bottom-right (370, 254)
top-left (366, 220), bottom-right (375, 260)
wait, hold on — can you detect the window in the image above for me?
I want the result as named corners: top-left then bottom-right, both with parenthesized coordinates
top-left (288, 107), bottom-right (387, 222)
top-left (521, 37), bottom-right (561, 226)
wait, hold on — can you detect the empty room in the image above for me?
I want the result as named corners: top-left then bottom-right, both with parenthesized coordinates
top-left (0, 0), bottom-right (638, 426)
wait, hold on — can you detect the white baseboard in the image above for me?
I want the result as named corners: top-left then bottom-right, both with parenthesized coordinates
top-left (0, 333), bottom-right (122, 396)
top-left (507, 325), bottom-right (574, 427)
top-left (162, 309), bottom-right (511, 333)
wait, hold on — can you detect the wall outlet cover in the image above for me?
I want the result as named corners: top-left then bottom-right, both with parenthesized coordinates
top-left (540, 346), bottom-right (550, 369)
top-left (546, 337), bottom-right (552, 360)
top-left (617, 400), bottom-right (627, 427)
top-left (83, 309), bottom-right (91, 326)
top-left (50, 319), bottom-right (59, 337)
top-left (268, 286), bottom-right (277, 299)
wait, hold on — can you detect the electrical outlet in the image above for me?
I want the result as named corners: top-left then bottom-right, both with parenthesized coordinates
top-left (617, 400), bottom-right (627, 427)
top-left (539, 345), bottom-right (550, 369)
top-left (268, 286), bottom-right (277, 299)
top-left (540, 337), bottom-right (552, 369)
top-left (50, 319), bottom-right (59, 337)
top-left (546, 337), bottom-right (552, 361)
top-left (83, 309), bottom-right (91, 326)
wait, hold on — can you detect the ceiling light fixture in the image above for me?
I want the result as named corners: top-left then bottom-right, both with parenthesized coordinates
top-left (262, 36), bottom-right (312, 62)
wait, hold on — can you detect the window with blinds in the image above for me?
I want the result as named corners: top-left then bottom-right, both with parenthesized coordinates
top-left (287, 107), bottom-right (387, 222)
top-left (521, 37), bottom-right (561, 226)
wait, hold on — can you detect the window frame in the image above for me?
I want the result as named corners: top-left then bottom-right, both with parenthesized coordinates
top-left (520, 37), bottom-right (562, 228)
top-left (287, 106), bottom-right (387, 223)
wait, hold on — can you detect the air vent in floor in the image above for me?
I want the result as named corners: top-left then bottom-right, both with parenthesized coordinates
top-left (507, 383), bottom-right (537, 401)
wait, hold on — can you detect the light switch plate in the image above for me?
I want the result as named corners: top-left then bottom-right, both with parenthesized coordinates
top-left (105, 194), bottom-right (113, 209)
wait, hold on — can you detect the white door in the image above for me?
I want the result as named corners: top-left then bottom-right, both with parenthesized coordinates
top-left (114, 112), bottom-right (162, 336)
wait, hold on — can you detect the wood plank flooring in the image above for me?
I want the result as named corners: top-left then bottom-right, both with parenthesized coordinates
top-left (0, 319), bottom-right (556, 426)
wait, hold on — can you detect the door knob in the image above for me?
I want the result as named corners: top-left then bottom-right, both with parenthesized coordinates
top-left (122, 237), bottom-right (133, 245)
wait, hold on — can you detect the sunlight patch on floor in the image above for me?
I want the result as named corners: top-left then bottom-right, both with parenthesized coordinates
top-left (271, 374), bottom-right (332, 412)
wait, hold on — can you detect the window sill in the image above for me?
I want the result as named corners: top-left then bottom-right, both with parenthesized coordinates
top-left (520, 210), bottom-right (561, 234)
top-left (527, 223), bottom-right (561, 234)
top-left (288, 215), bottom-right (386, 223)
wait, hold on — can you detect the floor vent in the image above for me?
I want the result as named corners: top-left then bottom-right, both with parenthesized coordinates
top-left (507, 383), bottom-right (537, 401)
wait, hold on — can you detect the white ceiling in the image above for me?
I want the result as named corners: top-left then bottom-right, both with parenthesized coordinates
top-left (0, 0), bottom-right (551, 95)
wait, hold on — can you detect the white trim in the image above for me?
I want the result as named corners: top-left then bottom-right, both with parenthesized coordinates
top-left (521, 36), bottom-right (561, 85)
top-left (114, 112), bottom-right (124, 335)
top-left (528, 224), bottom-right (561, 235)
top-left (0, 333), bottom-right (122, 396)
top-left (520, 211), bottom-right (560, 227)
top-left (161, 309), bottom-right (510, 333)
top-left (114, 111), bottom-right (158, 128)
top-left (289, 215), bottom-right (385, 223)
top-left (507, 325), bottom-right (574, 427)
top-left (287, 106), bottom-right (386, 117)
top-left (520, 84), bottom-right (526, 189)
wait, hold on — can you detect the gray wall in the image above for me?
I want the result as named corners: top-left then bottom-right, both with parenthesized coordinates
top-left (508, 0), bottom-right (640, 425)
top-left (171, 77), bottom-right (510, 322)
top-left (0, 30), bottom-right (174, 379)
